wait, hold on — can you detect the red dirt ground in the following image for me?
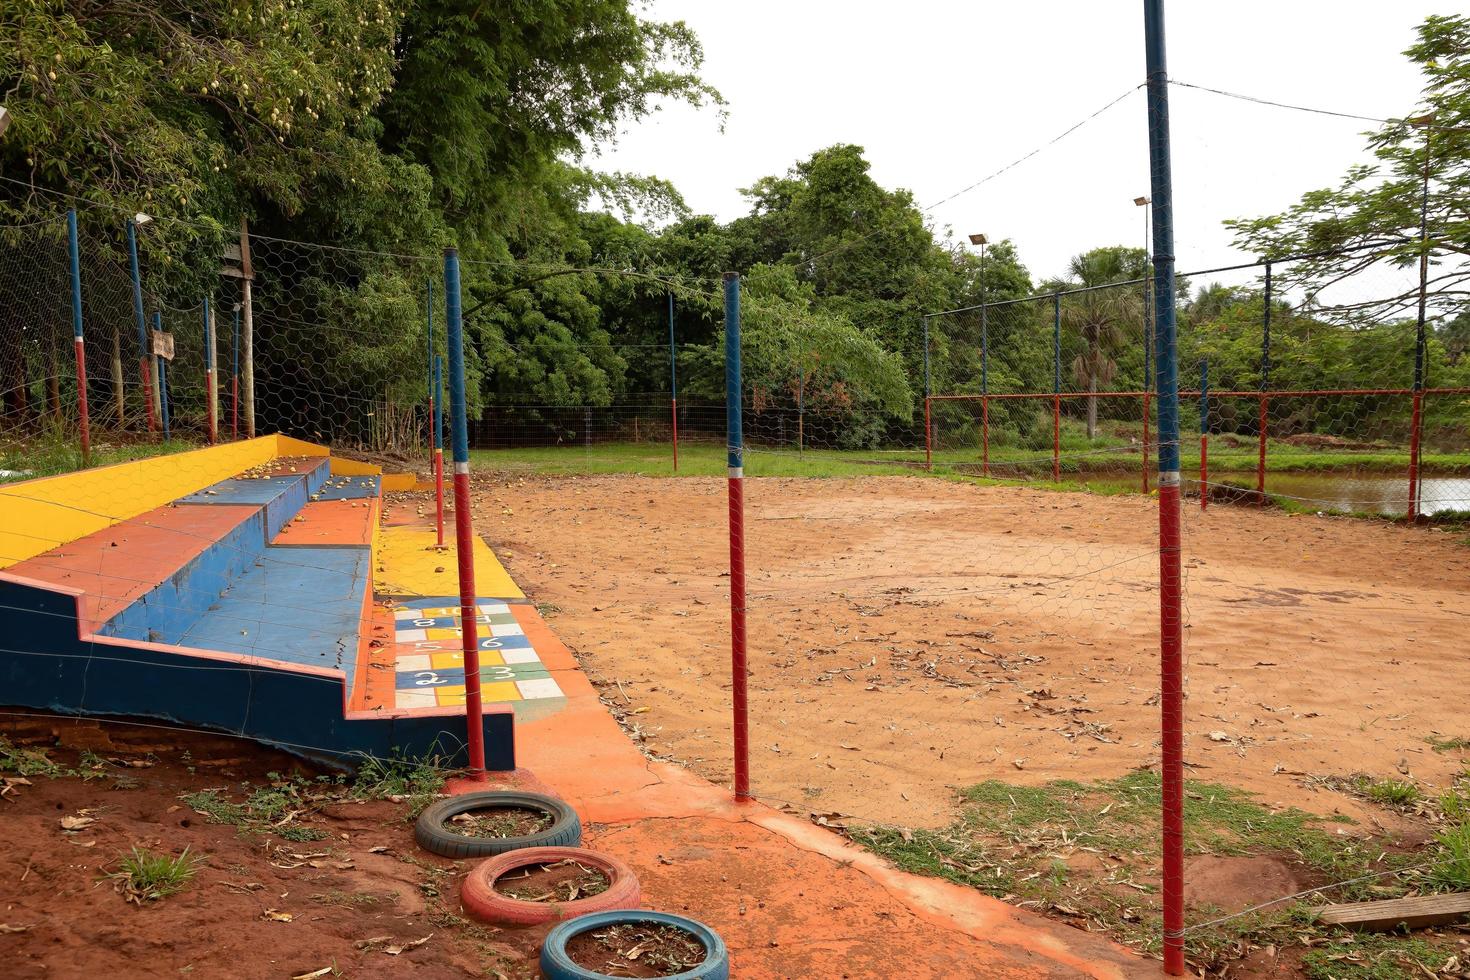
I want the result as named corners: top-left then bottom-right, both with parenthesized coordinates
top-left (468, 473), bottom-right (1470, 833)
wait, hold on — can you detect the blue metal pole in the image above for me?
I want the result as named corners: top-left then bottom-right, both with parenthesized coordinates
top-left (723, 271), bottom-right (750, 801)
top-left (203, 296), bottom-right (216, 443)
top-left (1053, 292), bottom-right (1062, 482)
top-left (444, 247), bottom-right (486, 775)
top-left (1143, 0), bottom-right (1185, 972)
top-left (67, 209), bottom-right (91, 464)
top-left (923, 316), bottom-right (932, 470)
top-left (154, 311), bottom-right (170, 441)
top-left (433, 354), bottom-right (445, 546)
top-left (669, 292), bottom-right (679, 471)
top-left (126, 218), bottom-right (156, 433)
top-left (232, 303), bottom-right (241, 438)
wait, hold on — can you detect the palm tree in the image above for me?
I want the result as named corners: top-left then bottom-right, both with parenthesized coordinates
top-left (1059, 250), bottom-right (1142, 440)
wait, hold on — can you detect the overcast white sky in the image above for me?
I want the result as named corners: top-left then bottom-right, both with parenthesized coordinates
top-left (595, 1), bottom-right (1447, 290)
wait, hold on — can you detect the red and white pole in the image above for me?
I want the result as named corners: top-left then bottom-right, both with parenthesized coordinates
top-left (444, 248), bottom-right (485, 777)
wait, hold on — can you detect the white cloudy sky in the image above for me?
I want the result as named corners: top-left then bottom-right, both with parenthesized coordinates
top-left (594, 1), bottom-right (1446, 288)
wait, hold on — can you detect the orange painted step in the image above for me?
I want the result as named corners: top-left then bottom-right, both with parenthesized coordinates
top-left (272, 498), bottom-right (379, 548)
top-left (7, 503), bottom-right (258, 634)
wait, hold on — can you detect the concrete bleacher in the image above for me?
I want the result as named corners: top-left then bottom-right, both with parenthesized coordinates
top-left (0, 436), bottom-right (513, 769)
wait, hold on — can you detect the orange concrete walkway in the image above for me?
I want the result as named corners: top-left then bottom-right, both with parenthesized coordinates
top-left (379, 497), bottom-right (1152, 978)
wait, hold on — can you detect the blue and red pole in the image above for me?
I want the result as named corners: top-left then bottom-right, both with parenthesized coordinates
top-left (434, 355), bottom-right (445, 547)
top-left (1200, 360), bottom-right (1209, 512)
top-left (67, 210), bottom-right (91, 466)
top-left (445, 247), bottom-right (485, 777)
top-left (724, 272), bottom-right (750, 802)
top-left (1144, 0), bottom-right (1186, 972)
top-left (669, 292), bottom-right (679, 473)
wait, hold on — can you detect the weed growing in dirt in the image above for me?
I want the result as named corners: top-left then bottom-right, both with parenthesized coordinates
top-left (0, 737), bottom-right (68, 778)
top-left (1301, 932), bottom-right (1463, 980)
top-left (351, 750), bottom-right (446, 817)
top-left (180, 778), bottom-right (329, 841)
top-left (850, 772), bottom-right (1408, 968)
top-left (1350, 776), bottom-right (1423, 810)
top-left (106, 846), bottom-right (201, 904)
top-left (1427, 735), bottom-right (1470, 753)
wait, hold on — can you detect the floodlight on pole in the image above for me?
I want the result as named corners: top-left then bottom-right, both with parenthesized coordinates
top-left (133, 212), bottom-right (153, 227)
top-left (0, 106), bottom-right (10, 139)
top-left (967, 233), bottom-right (988, 246)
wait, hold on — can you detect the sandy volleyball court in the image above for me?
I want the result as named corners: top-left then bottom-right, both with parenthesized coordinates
top-left (470, 474), bottom-right (1470, 831)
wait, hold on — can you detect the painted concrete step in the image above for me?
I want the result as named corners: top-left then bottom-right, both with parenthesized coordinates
top-left (177, 457), bottom-right (328, 540)
top-left (175, 545), bottom-right (373, 678)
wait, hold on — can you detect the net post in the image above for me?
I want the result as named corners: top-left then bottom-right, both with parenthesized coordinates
top-left (1258, 261), bottom-right (1271, 502)
top-left (669, 292), bottom-right (679, 472)
top-left (66, 210), bottom-right (92, 466)
top-left (724, 271), bottom-right (751, 803)
top-left (1143, 0), bottom-right (1186, 972)
top-left (427, 279), bottom-right (435, 474)
top-left (922, 315), bottom-right (932, 471)
top-left (444, 246), bottom-right (486, 778)
top-left (126, 218), bottom-right (157, 434)
top-left (154, 311), bottom-right (170, 441)
top-left (1200, 359), bottom-right (1209, 512)
top-left (981, 304), bottom-right (989, 476)
top-left (1408, 125), bottom-right (1432, 524)
top-left (1052, 292), bottom-right (1061, 483)
top-left (203, 296), bottom-right (217, 445)
top-left (240, 217), bottom-right (256, 439)
top-left (435, 355), bottom-right (445, 548)
top-left (231, 304), bottom-right (240, 440)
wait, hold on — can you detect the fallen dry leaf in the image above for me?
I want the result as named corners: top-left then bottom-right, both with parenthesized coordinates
top-left (383, 935), bottom-right (432, 956)
top-left (261, 909), bottom-right (293, 922)
top-left (291, 969), bottom-right (333, 980)
top-left (59, 815), bottom-right (96, 831)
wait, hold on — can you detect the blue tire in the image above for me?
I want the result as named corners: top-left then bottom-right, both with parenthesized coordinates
top-left (540, 910), bottom-right (729, 980)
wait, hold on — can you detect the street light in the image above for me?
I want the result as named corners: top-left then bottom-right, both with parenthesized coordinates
top-left (133, 212), bottom-right (153, 227)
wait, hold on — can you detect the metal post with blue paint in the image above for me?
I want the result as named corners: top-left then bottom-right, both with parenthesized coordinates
top-left (723, 271), bottom-right (750, 802)
top-left (67, 210), bottom-right (91, 465)
top-left (981, 297), bottom-right (990, 477)
top-left (1052, 292), bottom-right (1062, 483)
top-left (434, 355), bottom-right (445, 547)
top-left (444, 247), bottom-right (486, 777)
top-left (154, 311), bottom-right (170, 441)
top-left (668, 292), bottom-right (679, 472)
top-left (126, 218), bottom-right (157, 433)
top-left (923, 315), bottom-right (932, 471)
top-left (1199, 359), bottom-right (1209, 512)
top-left (203, 296), bottom-right (217, 444)
top-left (1143, 0), bottom-right (1186, 970)
top-left (232, 303), bottom-right (241, 439)
top-left (1258, 261), bottom-right (1272, 499)
top-left (427, 279), bottom-right (435, 468)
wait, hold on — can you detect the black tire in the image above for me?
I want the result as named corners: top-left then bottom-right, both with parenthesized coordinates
top-left (413, 790), bottom-right (581, 859)
top-left (540, 910), bottom-right (729, 980)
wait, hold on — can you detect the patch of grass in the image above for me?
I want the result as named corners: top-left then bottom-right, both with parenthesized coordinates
top-left (351, 750), bottom-right (446, 817)
top-left (850, 771), bottom-right (1401, 968)
top-left (1301, 932), bottom-right (1461, 980)
top-left (0, 433), bottom-right (199, 483)
top-left (1426, 735), bottom-right (1470, 753)
top-left (0, 736), bottom-right (69, 778)
top-left (179, 777), bottom-right (329, 841)
top-left (1349, 776), bottom-right (1423, 811)
top-left (107, 846), bottom-right (201, 904)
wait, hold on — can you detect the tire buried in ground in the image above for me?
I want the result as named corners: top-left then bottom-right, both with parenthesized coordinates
top-left (540, 909), bottom-right (729, 980)
top-left (461, 845), bottom-right (641, 926)
top-left (413, 790), bottom-right (581, 859)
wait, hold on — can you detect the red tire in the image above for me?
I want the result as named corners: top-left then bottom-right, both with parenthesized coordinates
top-left (460, 846), bottom-right (641, 926)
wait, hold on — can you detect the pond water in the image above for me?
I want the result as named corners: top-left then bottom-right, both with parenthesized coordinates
top-left (1083, 470), bottom-right (1470, 517)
